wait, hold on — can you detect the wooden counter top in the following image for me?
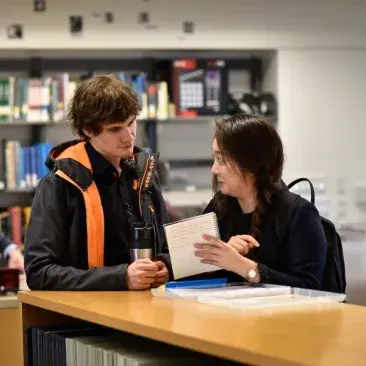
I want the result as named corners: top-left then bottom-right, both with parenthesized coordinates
top-left (18, 291), bottom-right (366, 366)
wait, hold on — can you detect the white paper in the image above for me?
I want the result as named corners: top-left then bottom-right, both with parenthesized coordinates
top-left (164, 212), bottom-right (220, 279)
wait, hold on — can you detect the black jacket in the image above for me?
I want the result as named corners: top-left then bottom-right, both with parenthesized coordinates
top-left (24, 141), bottom-right (171, 290)
top-left (0, 233), bottom-right (12, 256)
top-left (204, 189), bottom-right (327, 290)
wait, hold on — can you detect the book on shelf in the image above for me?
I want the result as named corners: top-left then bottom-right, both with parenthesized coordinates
top-left (0, 139), bottom-right (53, 191)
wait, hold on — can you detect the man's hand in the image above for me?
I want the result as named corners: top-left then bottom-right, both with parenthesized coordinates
top-left (152, 261), bottom-right (169, 288)
top-left (8, 247), bottom-right (24, 272)
top-left (126, 258), bottom-right (159, 290)
top-left (227, 235), bottom-right (260, 256)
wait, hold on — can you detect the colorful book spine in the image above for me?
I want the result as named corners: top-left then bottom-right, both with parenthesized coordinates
top-left (0, 140), bottom-right (53, 191)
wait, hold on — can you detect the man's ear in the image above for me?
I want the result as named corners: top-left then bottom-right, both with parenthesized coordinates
top-left (82, 127), bottom-right (93, 139)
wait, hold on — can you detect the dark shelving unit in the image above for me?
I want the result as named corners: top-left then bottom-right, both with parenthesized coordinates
top-left (0, 49), bottom-right (277, 207)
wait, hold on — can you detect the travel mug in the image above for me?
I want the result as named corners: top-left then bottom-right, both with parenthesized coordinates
top-left (130, 222), bottom-right (155, 262)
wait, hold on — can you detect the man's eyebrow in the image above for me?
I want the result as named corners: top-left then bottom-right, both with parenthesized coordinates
top-left (106, 116), bottom-right (136, 129)
top-left (106, 124), bottom-right (122, 129)
top-left (126, 115), bottom-right (136, 124)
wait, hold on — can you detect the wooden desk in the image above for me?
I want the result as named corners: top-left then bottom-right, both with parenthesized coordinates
top-left (18, 291), bottom-right (366, 366)
top-left (0, 295), bottom-right (22, 366)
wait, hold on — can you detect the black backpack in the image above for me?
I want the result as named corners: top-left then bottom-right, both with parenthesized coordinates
top-left (275, 178), bottom-right (347, 294)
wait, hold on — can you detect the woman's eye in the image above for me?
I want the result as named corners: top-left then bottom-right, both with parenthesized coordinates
top-left (217, 156), bottom-right (225, 164)
top-left (212, 153), bottom-right (225, 165)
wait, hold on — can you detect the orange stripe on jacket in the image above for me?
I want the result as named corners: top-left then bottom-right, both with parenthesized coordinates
top-left (55, 142), bottom-right (104, 268)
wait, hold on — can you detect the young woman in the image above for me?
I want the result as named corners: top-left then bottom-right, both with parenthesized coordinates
top-left (194, 114), bottom-right (327, 289)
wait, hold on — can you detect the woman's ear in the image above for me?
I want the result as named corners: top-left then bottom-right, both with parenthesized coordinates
top-left (244, 172), bottom-right (256, 191)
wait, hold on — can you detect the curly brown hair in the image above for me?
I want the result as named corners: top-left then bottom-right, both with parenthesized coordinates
top-left (67, 74), bottom-right (141, 138)
top-left (212, 114), bottom-right (284, 240)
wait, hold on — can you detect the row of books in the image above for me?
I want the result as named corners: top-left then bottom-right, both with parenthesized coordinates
top-left (0, 205), bottom-right (31, 247)
top-left (115, 72), bottom-right (171, 120)
top-left (26, 324), bottom-right (230, 366)
top-left (0, 74), bottom-right (75, 123)
top-left (0, 72), bottom-right (173, 123)
top-left (0, 139), bottom-right (53, 191)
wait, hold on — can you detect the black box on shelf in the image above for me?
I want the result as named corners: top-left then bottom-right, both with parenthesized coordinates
top-left (172, 59), bottom-right (228, 117)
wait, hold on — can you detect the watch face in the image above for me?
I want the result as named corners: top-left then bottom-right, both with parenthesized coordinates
top-left (248, 268), bottom-right (256, 279)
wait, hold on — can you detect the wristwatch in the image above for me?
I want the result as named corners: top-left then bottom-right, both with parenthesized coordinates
top-left (247, 264), bottom-right (258, 280)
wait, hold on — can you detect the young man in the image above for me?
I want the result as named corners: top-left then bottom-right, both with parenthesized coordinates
top-left (24, 75), bottom-right (171, 290)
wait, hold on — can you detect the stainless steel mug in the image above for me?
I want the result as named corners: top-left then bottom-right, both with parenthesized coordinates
top-left (130, 222), bottom-right (155, 262)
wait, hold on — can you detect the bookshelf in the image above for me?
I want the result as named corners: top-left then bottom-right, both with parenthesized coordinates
top-left (0, 50), bottom-right (277, 227)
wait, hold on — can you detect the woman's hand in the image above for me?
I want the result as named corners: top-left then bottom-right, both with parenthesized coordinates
top-left (227, 235), bottom-right (260, 256)
top-left (194, 234), bottom-right (260, 283)
top-left (194, 234), bottom-right (246, 273)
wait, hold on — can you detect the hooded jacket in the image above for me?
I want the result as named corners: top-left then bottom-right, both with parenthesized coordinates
top-left (24, 140), bottom-right (171, 290)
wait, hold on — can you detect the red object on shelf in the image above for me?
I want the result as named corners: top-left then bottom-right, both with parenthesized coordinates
top-left (0, 267), bottom-right (19, 295)
top-left (9, 206), bottom-right (22, 246)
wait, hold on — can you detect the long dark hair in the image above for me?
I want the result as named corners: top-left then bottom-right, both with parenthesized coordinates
top-left (213, 113), bottom-right (284, 239)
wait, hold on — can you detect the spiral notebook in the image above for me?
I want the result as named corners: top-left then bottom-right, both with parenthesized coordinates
top-left (163, 212), bottom-right (221, 279)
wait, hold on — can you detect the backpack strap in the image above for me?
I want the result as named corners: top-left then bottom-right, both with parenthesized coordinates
top-left (274, 190), bottom-right (299, 244)
top-left (275, 178), bottom-right (315, 244)
top-left (287, 178), bottom-right (315, 204)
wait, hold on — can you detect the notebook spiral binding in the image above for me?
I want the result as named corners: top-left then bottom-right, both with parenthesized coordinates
top-left (212, 213), bottom-right (221, 240)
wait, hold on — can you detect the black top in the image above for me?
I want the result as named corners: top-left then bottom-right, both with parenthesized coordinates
top-left (24, 140), bottom-right (171, 290)
top-left (85, 142), bottom-right (141, 266)
top-left (204, 193), bottom-right (327, 290)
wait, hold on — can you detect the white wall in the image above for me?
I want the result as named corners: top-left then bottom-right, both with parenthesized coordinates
top-left (1, 0), bottom-right (366, 50)
top-left (279, 50), bottom-right (366, 223)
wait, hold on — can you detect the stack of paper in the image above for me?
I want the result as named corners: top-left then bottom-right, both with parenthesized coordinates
top-left (152, 283), bottom-right (291, 300)
top-left (152, 283), bottom-right (347, 312)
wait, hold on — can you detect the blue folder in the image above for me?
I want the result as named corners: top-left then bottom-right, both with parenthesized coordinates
top-left (165, 278), bottom-right (227, 289)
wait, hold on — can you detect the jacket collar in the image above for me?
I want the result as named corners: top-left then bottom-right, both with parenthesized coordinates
top-left (46, 140), bottom-right (148, 190)
top-left (84, 142), bottom-right (117, 177)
